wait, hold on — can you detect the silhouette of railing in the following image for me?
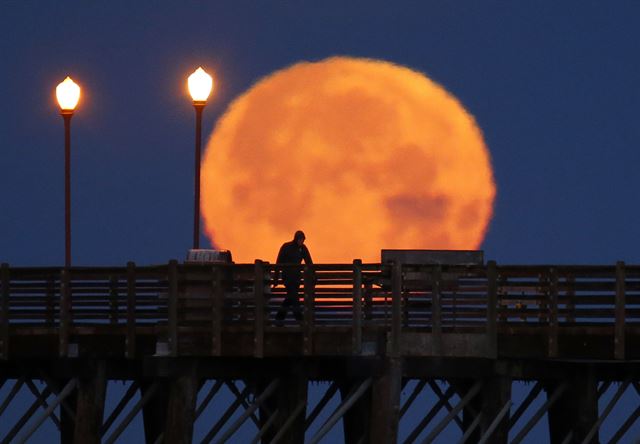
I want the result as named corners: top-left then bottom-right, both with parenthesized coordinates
top-left (1, 260), bottom-right (638, 360)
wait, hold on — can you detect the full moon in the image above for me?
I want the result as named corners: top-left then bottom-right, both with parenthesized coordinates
top-left (201, 57), bottom-right (495, 263)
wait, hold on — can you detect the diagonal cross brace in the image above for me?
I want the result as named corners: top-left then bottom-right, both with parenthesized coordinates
top-left (428, 380), bottom-right (464, 430)
top-left (2, 386), bottom-right (53, 444)
top-left (249, 408), bottom-right (280, 444)
top-left (196, 380), bottom-right (224, 419)
top-left (226, 381), bottom-right (261, 427)
top-left (24, 379), bottom-right (61, 429)
top-left (403, 385), bottom-right (457, 444)
top-left (200, 384), bottom-right (252, 444)
top-left (511, 382), bottom-right (567, 444)
top-left (103, 381), bottom-right (158, 444)
top-left (100, 381), bottom-right (139, 437)
top-left (581, 378), bottom-right (631, 444)
top-left (401, 381), bottom-right (427, 418)
top-left (477, 400), bottom-right (512, 444)
top-left (308, 378), bottom-right (373, 444)
top-left (15, 378), bottom-right (77, 444)
top-left (213, 378), bottom-right (280, 444)
top-left (420, 380), bottom-right (483, 444)
top-left (509, 382), bottom-right (543, 430)
top-left (305, 381), bottom-right (339, 431)
top-left (0, 377), bottom-right (25, 418)
top-left (270, 401), bottom-right (307, 444)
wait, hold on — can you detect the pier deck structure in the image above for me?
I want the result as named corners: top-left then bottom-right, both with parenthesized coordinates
top-left (0, 258), bottom-right (639, 443)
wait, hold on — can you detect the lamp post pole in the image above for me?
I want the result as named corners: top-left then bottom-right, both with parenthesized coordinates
top-left (56, 76), bottom-right (80, 268)
top-left (187, 67), bottom-right (213, 250)
top-left (62, 110), bottom-right (73, 268)
top-left (193, 101), bottom-right (206, 249)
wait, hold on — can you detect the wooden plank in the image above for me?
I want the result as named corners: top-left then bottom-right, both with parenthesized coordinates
top-left (211, 267), bottom-right (223, 356)
top-left (401, 332), bottom-right (489, 357)
top-left (548, 268), bottom-right (558, 358)
top-left (352, 259), bottom-right (362, 355)
top-left (0, 263), bottom-right (9, 360)
top-left (615, 261), bottom-right (626, 360)
top-left (391, 262), bottom-right (402, 357)
top-left (254, 260), bottom-right (264, 358)
top-left (486, 260), bottom-right (498, 359)
top-left (126, 262), bottom-right (136, 359)
top-left (431, 265), bottom-right (443, 356)
top-left (59, 268), bottom-right (71, 357)
top-left (168, 260), bottom-right (178, 357)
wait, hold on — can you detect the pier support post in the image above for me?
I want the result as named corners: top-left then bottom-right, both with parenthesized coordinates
top-left (260, 362), bottom-right (308, 444)
top-left (164, 363), bottom-right (199, 444)
top-left (370, 358), bottom-right (402, 444)
top-left (480, 374), bottom-right (511, 444)
top-left (546, 367), bottom-right (598, 444)
top-left (58, 379), bottom-right (77, 444)
top-left (73, 360), bottom-right (106, 444)
top-left (340, 378), bottom-right (372, 443)
top-left (449, 379), bottom-right (483, 443)
top-left (141, 379), bottom-right (169, 444)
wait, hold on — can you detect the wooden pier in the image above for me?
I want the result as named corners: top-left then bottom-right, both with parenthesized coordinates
top-left (0, 259), bottom-right (639, 443)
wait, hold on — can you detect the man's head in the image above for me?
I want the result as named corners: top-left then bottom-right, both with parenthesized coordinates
top-left (294, 230), bottom-right (306, 246)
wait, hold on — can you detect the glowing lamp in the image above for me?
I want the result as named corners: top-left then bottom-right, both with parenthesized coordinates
top-left (56, 77), bottom-right (81, 112)
top-left (188, 67), bottom-right (213, 103)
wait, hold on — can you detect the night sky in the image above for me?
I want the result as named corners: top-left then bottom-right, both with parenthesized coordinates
top-left (2, 1), bottom-right (640, 442)
top-left (3, 1), bottom-right (640, 267)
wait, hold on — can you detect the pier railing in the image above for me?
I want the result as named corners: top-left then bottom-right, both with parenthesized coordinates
top-left (0, 261), bottom-right (638, 360)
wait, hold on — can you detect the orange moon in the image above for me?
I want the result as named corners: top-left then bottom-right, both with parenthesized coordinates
top-left (201, 57), bottom-right (495, 263)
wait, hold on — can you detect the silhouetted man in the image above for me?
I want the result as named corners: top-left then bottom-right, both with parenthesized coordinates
top-left (273, 230), bottom-right (313, 323)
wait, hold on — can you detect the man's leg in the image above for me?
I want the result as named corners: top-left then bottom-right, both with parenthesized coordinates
top-left (288, 281), bottom-right (303, 322)
top-left (276, 283), bottom-right (295, 322)
top-left (275, 298), bottom-right (288, 322)
top-left (276, 282), bottom-right (301, 322)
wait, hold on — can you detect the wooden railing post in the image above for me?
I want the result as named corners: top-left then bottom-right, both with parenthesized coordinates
top-left (431, 265), bottom-right (442, 356)
top-left (352, 259), bottom-right (363, 355)
top-left (391, 262), bottom-right (402, 357)
top-left (254, 260), bottom-right (265, 358)
top-left (487, 260), bottom-right (498, 359)
top-left (615, 261), bottom-right (626, 360)
top-left (211, 266), bottom-right (223, 356)
top-left (59, 267), bottom-right (71, 357)
top-left (126, 262), bottom-right (136, 359)
top-left (303, 266), bottom-right (314, 356)
top-left (1, 263), bottom-right (9, 360)
top-left (548, 267), bottom-right (558, 358)
top-left (168, 260), bottom-right (179, 357)
top-left (538, 272), bottom-right (548, 323)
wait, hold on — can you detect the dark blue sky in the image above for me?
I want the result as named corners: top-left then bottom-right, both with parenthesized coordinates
top-left (2, 1), bottom-right (640, 267)
top-left (1, 2), bottom-right (640, 441)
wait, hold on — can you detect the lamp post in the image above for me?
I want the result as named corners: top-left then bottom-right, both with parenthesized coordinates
top-left (56, 77), bottom-right (80, 268)
top-left (188, 67), bottom-right (213, 249)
